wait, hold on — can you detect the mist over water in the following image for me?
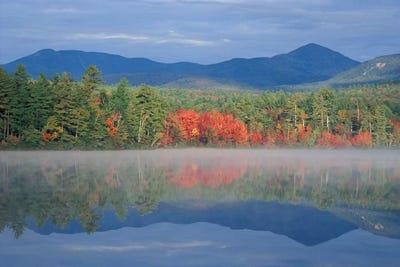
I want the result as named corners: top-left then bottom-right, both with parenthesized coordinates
top-left (1, 148), bottom-right (399, 166)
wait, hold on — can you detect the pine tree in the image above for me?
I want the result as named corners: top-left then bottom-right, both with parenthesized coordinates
top-left (31, 74), bottom-right (53, 131)
top-left (10, 64), bottom-right (31, 138)
top-left (52, 73), bottom-right (82, 142)
top-left (126, 85), bottom-right (168, 146)
top-left (0, 67), bottom-right (14, 142)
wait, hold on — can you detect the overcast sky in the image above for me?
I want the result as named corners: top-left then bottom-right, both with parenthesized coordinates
top-left (1, 0), bottom-right (399, 64)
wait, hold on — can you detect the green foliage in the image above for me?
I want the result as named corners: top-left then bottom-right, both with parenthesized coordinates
top-left (0, 63), bottom-right (399, 149)
top-left (127, 85), bottom-right (168, 146)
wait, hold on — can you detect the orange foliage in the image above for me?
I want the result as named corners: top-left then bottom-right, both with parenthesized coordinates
top-left (317, 132), bottom-right (348, 147)
top-left (298, 124), bottom-right (312, 144)
top-left (158, 132), bottom-right (174, 146)
top-left (198, 110), bottom-right (248, 145)
top-left (390, 119), bottom-right (400, 129)
top-left (105, 113), bottom-right (120, 137)
top-left (162, 109), bottom-right (248, 146)
top-left (249, 132), bottom-right (263, 145)
top-left (42, 132), bottom-right (52, 142)
top-left (389, 120), bottom-right (400, 146)
top-left (170, 109), bottom-right (200, 141)
top-left (349, 131), bottom-right (373, 147)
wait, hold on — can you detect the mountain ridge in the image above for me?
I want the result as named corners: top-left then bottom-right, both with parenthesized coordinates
top-left (2, 43), bottom-right (360, 89)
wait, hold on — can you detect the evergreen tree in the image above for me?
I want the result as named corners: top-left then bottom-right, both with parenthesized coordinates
top-left (312, 89), bottom-right (335, 132)
top-left (30, 74), bottom-right (53, 131)
top-left (373, 105), bottom-right (390, 147)
top-left (10, 64), bottom-right (31, 138)
top-left (52, 73), bottom-right (82, 143)
top-left (0, 67), bottom-right (14, 141)
top-left (80, 65), bottom-right (104, 145)
top-left (126, 85), bottom-right (168, 146)
top-left (111, 77), bottom-right (130, 117)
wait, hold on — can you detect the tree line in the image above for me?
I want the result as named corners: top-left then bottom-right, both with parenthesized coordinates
top-left (1, 64), bottom-right (400, 148)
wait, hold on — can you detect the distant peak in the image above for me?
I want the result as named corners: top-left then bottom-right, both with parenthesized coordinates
top-left (290, 43), bottom-right (333, 53)
top-left (303, 43), bottom-right (324, 48)
top-left (34, 49), bottom-right (56, 55)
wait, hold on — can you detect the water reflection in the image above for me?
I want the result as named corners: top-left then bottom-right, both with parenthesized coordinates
top-left (0, 149), bottom-right (399, 240)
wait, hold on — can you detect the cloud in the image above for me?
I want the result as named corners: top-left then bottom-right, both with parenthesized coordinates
top-left (67, 32), bottom-right (221, 47)
top-left (68, 33), bottom-right (151, 41)
top-left (1, 0), bottom-right (399, 64)
top-left (156, 38), bottom-right (216, 46)
top-left (64, 241), bottom-right (218, 251)
top-left (41, 8), bottom-right (81, 14)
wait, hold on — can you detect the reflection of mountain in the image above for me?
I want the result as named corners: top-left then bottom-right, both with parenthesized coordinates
top-left (332, 207), bottom-right (400, 239)
top-left (28, 200), bottom-right (357, 246)
top-left (2, 150), bottom-right (399, 239)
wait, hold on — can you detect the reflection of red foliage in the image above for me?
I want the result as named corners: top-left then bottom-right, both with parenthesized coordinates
top-left (41, 161), bottom-right (52, 170)
top-left (167, 160), bottom-right (248, 188)
top-left (104, 166), bottom-right (119, 188)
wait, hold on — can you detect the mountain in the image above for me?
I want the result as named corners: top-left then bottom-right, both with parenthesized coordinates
top-left (284, 53), bottom-right (400, 91)
top-left (323, 54), bottom-right (400, 87)
top-left (1, 43), bottom-right (360, 89)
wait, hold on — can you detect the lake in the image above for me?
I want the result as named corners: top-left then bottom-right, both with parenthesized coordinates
top-left (0, 149), bottom-right (399, 266)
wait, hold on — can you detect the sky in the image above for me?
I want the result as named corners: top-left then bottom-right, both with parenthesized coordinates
top-left (0, 0), bottom-right (399, 64)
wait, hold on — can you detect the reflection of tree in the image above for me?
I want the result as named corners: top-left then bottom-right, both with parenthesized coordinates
top-left (126, 156), bottom-right (167, 215)
top-left (0, 151), bottom-right (399, 238)
top-left (0, 157), bottom-right (122, 237)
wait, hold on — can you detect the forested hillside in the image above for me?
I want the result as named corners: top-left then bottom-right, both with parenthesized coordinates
top-left (1, 64), bottom-right (400, 149)
top-left (1, 43), bottom-right (359, 89)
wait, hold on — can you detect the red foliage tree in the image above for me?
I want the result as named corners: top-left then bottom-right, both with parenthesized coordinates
top-left (198, 110), bottom-right (248, 145)
top-left (390, 119), bottom-right (400, 146)
top-left (298, 124), bottom-right (312, 144)
top-left (42, 132), bottom-right (52, 142)
top-left (249, 132), bottom-right (263, 145)
top-left (105, 113), bottom-right (120, 137)
top-left (161, 110), bottom-right (248, 146)
top-left (317, 131), bottom-right (348, 147)
top-left (173, 109), bottom-right (200, 141)
top-left (160, 109), bottom-right (200, 145)
top-left (349, 131), bottom-right (373, 147)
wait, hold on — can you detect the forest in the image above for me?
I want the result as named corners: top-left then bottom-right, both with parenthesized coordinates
top-left (1, 64), bottom-right (400, 149)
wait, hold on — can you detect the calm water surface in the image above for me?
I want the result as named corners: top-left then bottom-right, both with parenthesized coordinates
top-left (0, 149), bottom-right (399, 266)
